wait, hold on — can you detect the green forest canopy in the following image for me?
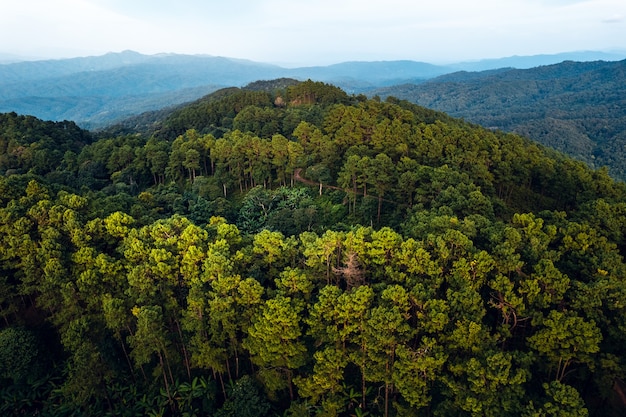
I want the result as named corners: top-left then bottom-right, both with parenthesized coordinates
top-left (1, 80), bottom-right (626, 416)
top-left (373, 59), bottom-right (626, 181)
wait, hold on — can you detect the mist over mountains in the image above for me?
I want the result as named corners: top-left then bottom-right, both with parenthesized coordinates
top-left (1, 50), bottom-right (624, 129)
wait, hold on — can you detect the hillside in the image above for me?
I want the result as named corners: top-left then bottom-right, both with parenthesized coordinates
top-left (2, 81), bottom-right (626, 416)
top-left (373, 59), bottom-right (626, 180)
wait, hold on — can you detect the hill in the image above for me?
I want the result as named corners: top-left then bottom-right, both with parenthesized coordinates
top-left (2, 81), bottom-right (626, 416)
top-left (373, 59), bottom-right (626, 180)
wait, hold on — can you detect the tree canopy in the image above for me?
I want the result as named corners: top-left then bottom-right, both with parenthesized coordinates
top-left (1, 79), bottom-right (626, 416)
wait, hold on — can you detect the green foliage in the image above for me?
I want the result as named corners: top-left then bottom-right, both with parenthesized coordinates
top-left (155, 88), bottom-right (274, 139)
top-left (524, 381), bottom-right (589, 417)
top-left (215, 375), bottom-right (270, 417)
top-left (0, 327), bottom-right (40, 383)
top-left (377, 59), bottom-right (626, 180)
top-left (2, 80), bottom-right (626, 416)
top-left (0, 112), bottom-right (91, 179)
top-left (528, 310), bottom-right (602, 382)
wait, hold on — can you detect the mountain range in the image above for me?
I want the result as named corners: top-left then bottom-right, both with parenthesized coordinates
top-left (1, 50), bottom-right (624, 129)
top-left (2, 49), bottom-right (626, 181)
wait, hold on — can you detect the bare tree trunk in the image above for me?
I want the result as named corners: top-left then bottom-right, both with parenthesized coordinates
top-left (175, 319), bottom-right (192, 380)
top-left (218, 371), bottom-right (227, 398)
top-left (120, 339), bottom-right (136, 382)
top-left (157, 350), bottom-right (174, 408)
top-left (287, 369), bottom-right (294, 400)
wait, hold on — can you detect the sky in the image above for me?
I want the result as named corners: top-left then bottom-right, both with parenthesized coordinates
top-left (1, 0), bottom-right (625, 66)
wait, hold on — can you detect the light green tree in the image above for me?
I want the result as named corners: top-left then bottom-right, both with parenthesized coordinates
top-left (243, 295), bottom-right (307, 400)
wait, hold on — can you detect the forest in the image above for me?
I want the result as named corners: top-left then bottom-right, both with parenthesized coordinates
top-left (374, 59), bottom-right (626, 181)
top-left (1, 79), bottom-right (626, 416)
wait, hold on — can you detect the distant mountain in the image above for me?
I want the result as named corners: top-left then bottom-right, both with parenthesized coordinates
top-left (373, 59), bottom-right (626, 180)
top-left (0, 85), bottom-right (222, 129)
top-left (0, 51), bottom-right (448, 128)
top-left (2, 50), bottom-right (625, 130)
top-left (0, 52), bottom-right (289, 128)
top-left (0, 53), bottom-right (286, 127)
top-left (0, 52), bottom-right (45, 64)
top-left (449, 51), bottom-right (626, 72)
top-left (0, 50), bottom-right (155, 83)
top-left (287, 60), bottom-right (450, 91)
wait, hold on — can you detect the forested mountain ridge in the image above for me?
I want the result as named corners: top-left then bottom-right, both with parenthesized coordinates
top-left (2, 80), bottom-right (626, 416)
top-left (373, 59), bottom-right (626, 180)
top-left (0, 112), bottom-right (93, 176)
top-left (101, 79), bottom-right (306, 137)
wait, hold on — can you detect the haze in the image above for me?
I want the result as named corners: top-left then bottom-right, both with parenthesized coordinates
top-left (1, 0), bottom-right (625, 66)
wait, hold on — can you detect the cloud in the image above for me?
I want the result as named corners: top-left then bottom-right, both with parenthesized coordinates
top-left (603, 14), bottom-right (624, 23)
top-left (1, 0), bottom-right (626, 64)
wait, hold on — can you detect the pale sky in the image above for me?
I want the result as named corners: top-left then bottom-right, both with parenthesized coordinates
top-left (1, 0), bottom-right (625, 66)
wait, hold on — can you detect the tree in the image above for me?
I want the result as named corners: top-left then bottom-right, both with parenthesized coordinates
top-left (183, 148), bottom-right (201, 183)
top-left (524, 381), bottom-right (589, 417)
top-left (301, 230), bottom-right (344, 285)
top-left (127, 304), bottom-right (178, 406)
top-left (203, 272), bottom-right (264, 384)
top-left (364, 285), bottom-right (414, 417)
top-left (271, 134), bottom-right (290, 187)
top-left (369, 153), bottom-right (396, 223)
top-left (392, 338), bottom-right (446, 409)
top-left (243, 295), bottom-right (307, 400)
top-left (144, 138), bottom-right (170, 185)
top-left (252, 229), bottom-right (296, 278)
top-left (338, 155), bottom-right (363, 215)
top-left (294, 346), bottom-right (349, 414)
top-left (528, 310), bottom-right (602, 382)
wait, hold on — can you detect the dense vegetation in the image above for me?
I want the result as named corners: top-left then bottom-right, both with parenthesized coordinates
top-left (2, 80), bottom-right (626, 416)
top-left (374, 59), bottom-right (626, 180)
